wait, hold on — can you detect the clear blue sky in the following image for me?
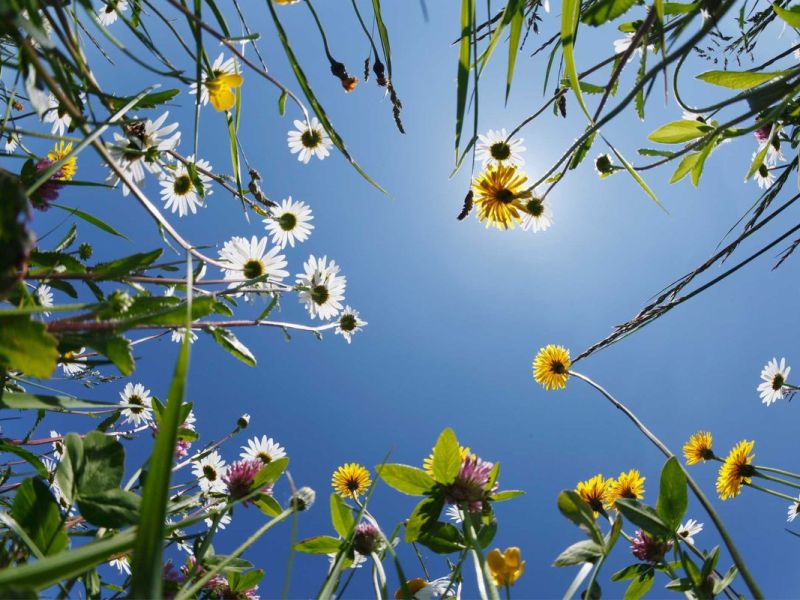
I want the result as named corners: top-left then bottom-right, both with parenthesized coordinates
top-left (12, 2), bottom-right (800, 597)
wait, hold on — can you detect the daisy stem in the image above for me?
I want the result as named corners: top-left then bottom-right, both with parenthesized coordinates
top-left (570, 370), bottom-right (764, 600)
top-left (745, 482), bottom-right (797, 503)
top-left (751, 470), bottom-right (800, 492)
top-left (753, 464), bottom-right (800, 481)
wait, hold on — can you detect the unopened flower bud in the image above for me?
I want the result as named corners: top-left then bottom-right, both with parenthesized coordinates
top-left (290, 486), bottom-right (316, 511)
top-left (238, 413), bottom-right (250, 429)
top-left (353, 522), bottom-right (384, 555)
top-left (78, 243), bottom-right (93, 260)
top-left (108, 290), bottom-right (133, 314)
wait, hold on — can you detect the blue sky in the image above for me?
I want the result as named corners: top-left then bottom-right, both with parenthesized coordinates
top-left (8, 1), bottom-right (800, 597)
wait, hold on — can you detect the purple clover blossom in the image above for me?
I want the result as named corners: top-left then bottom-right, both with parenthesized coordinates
top-left (754, 124), bottom-right (772, 145)
top-left (630, 530), bottom-right (672, 564)
top-left (445, 455), bottom-right (497, 512)
top-left (222, 459), bottom-right (272, 504)
top-left (353, 522), bottom-right (383, 555)
top-left (33, 158), bottom-right (65, 208)
top-left (175, 439), bottom-right (191, 459)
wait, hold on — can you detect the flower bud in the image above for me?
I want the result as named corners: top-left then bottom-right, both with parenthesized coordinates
top-left (290, 486), bottom-right (316, 511)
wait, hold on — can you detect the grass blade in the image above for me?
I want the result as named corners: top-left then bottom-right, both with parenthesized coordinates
top-left (455, 0), bottom-right (475, 160)
top-left (561, 0), bottom-right (591, 119)
top-left (505, 5), bottom-right (524, 103)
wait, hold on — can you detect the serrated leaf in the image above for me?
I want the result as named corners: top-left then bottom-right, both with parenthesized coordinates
top-left (669, 152), bottom-right (701, 183)
top-left (90, 249), bottom-right (162, 280)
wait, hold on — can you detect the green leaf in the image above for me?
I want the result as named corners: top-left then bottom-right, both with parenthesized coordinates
top-left (77, 431), bottom-right (124, 497)
top-left (569, 131), bottom-right (598, 169)
top-left (278, 91), bottom-right (288, 116)
top-left (11, 478), bottom-right (69, 556)
top-left (405, 495), bottom-right (444, 543)
top-left (454, 0), bottom-right (475, 158)
top-left (648, 120), bottom-right (713, 144)
top-left (582, 0), bottom-right (638, 26)
top-left (746, 125), bottom-right (778, 180)
top-left (206, 327), bottom-right (256, 366)
top-left (106, 89), bottom-right (180, 112)
top-left (77, 489), bottom-right (140, 529)
top-left (713, 565), bottom-right (738, 595)
top-left (431, 428), bottom-right (461, 484)
top-left (228, 569), bottom-right (264, 593)
top-left (55, 434), bottom-right (83, 506)
top-left (476, 518), bottom-right (497, 548)
top-left (690, 135), bottom-right (718, 186)
top-left (505, 5), bottom-right (524, 102)
top-left (605, 140), bottom-right (666, 212)
top-left (696, 70), bottom-right (787, 90)
top-left (253, 457), bottom-right (289, 488)
top-left (417, 521), bottom-right (465, 554)
top-left (611, 564), bottom-right (654, 581)
top-left (623, 569), bottom-right (654, 600)
top-left (90, 249), bottom-right (162, 280)
top-left (294, 535), bottom-right (343, 554)
top-left (254, 494), bottom-right (283, 517)
top-left (773, 3), bottom-right (800, 27)
top-left (562, 0), bottom-right (591, 119)
top-left (0, 440), bottom-right (48, 478)
top-left (0, 168), bottom-right (34, 300)
top-left (553, 539), bottom-right (603, 567)
top-left (656, 457), bottom-right (687, 531)
top-left (557, 490), bottom-right (604, 546)
top-left (491, 490), bottom-right (525, 502)
top-left (614, 499), bottom-right (671, 538)
top-left (669, 152), bottom-right (701, 183)
top-left (330, 493), bottom-right (355, 539)
top-left (0, 316), bottom-right (59, 378)
top-left (377, 464), bottom-right (436, 496)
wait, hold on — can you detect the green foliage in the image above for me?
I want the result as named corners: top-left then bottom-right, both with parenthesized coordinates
top-left (655, 457), bottom-right (687, 531)
top-left (431, 427), bottom-right (461, 485)
top-left (376, 464), bottom-right (436, 495)
top-left (329, 493), bottom-right (355, 539)
top-left (582, 0), bottom-right (639, 26)
top-left (614, 498), bottom-right (672, 538)
top-left (11, 478), bottom-right (69, 556)
top-left (0, 316), bottom-right (59, 378)
top-left (696, 69), bottom-right (788, 89)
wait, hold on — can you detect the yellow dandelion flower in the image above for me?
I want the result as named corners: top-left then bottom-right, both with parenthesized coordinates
top-left (422, 445), bottom-right (473, 476)
top-left (206, 72), bottom-right (244, 112)
top-left (576, 474), bottom-right (611, 517)
top-left (683, 431), bottom-right (714, 466)
top-left (532, 345), bottom-right (571, 391)
top-left (604, 469), bottom-right (645, 509)
top-left (487, 547), bottom-right (525, 587)
top-left (471, 164), bottom-right (532, 230)
top-left (331, 463), bottom-right (371, 498)
top-left (716, 440), bottom-right (755, 501)
top-left (394, 578), bottom-right (429, 599)
top-left (47, 140), bottom-right (77, 181)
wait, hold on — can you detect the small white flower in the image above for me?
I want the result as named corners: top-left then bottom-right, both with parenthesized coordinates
top-left (189, 53), bottom-right (238, 106)
top-left (787, 496), bottom-right (800, 523)
top-left (240, 435), bottom-right (286, 465)
top-left (613, 33), bottom-right (654, 62)
top-left (204, 508), bottom-right (232, 530)
top-left (4, 131), bottom-right (20, 154)
top-left (182, 409), bottom-right (197, 431)
top-left (218, 235), bottom-right (289, 299)
top-left (335, 306), bottom-right (366, 344)
top-left (296, 255), bottom-right (346, 320)
top-left (170, 327), bottom-right (199, 344)
top-left (445, 505), bottom-right (463, 524)
top-left (50, 431), bottom-right (64, 461)
top-left (59, 348), bottom-right (87, 376)
top-left (119, 382), bottom-right (153, 426)
top-left (287, 117), bottom-right (332, 163)
top-left (96, 0), bottom-right (129, 26)
top-left (520, 196), bottom-right (553, 233)
top-left (24, 70), bottom-right (50, 118)
top-left (475, 129), bottom-right (525, 168)
top-left (36, 284), bottom-right (53, 316)
top-left (159, 155), bottom-right (213, 217)
top-left (192, 451), bottom-right (228, 494)
top-left (43, 94), bottom-right (71, 137)
top-left (109, 556), bottom-right (131, 575)
top-left (264, 197), bottom-right (314, 248)
top-left (677, 519), bottom-right (703, 545)
top-left (758, 357), bottom-right (791, 406)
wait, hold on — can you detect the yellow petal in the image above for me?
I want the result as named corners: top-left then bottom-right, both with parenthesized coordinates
top-left (504, 547), bottom-right (521, 569)
top-left (487, 549), bottom-right (505, 574)
top-left (218, 73), bottom-right (243, 89)
top-left (209, 88), bottom-right (235, 112)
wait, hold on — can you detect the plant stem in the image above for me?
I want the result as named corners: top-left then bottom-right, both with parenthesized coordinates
top-left (747, 482), bottom-right (797, 503)
top-left (754, 464), bottom-right (800, 480)
top-left (569, 370), bottom-right (763, 599)
top-left (462, 507), bottom-right (500, 600)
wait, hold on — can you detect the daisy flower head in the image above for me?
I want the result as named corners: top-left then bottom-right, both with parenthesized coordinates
top-left (296, 255), bottom-right (347, 320)
top-left (119, 382), bottom-right (153, 426)
top-left (332, 463), bottom-right (371, 498)
top-left (59, 347), bottom-right (87, 376)
top-left (204, 508), bottom-right (232, 530)
top-left (335, 306), bottom-right (367, 344)
top-left (594, 153), bottom-right (614, 178)
top-left (36, 284), bottom-right (53, 316)
top-left (475, 129), bottom-right (526, 168)
top-left (264, 197), bottom-right (314, 248)
top-left (576, 474), bottom-right (612, 517)
top-left (520, 194), bottom-right (553, 233)
top-left (677, 519), bottom-right (703, 545)
top-left (471, 164), bottom-right (532, 230)
top-left (716, 440), bottom-right (755, 500)
top-left (752, 154), bottom-right (775, 189)
top-left (44, 94), bottom-right (71, 137)
top-left (50, 430), bottom-right (64, 461)
top-left (159, 155), bottom-right (213, 217)
top-left (787, 495), bottom-right (800, 523)
top-left (613, 33), bottom-right (655, 60)
top-left (532, 345), bottom-right (571, 391)
top-left (192, 450), bottom-right (228, 494)
top-left (683, 431), bottom-right (714, 465)
top-left (758, 357), bottom-right (791, 406)
top-left (47, 141), bottom-right (78, 181)
top-left (487, 547), bottom-right (525, 587)
top-left (170, 327), bottom-right (198, 344)
top-left (109, 555), bottom-right (131, 575)
top-left (287, 117), bottom-right (332, 163)
top-left (97, 0), bottom-right (129, 26)
top-left (4, 131), bottom-right (20, 154)
top-left (240, 435), bottom-right (287, 465)
top-left (603, 469), bottom-right (645, 510)
top-left (218, 235), bottom-right (289, 298)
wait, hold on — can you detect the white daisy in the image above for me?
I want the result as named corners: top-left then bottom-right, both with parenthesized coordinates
top-left (109, 556), bottom-right (131, 575)
top-left (36, 284), bottom-right (53, 316)
top-left (4, 131), bottom-right (20, 154)
top-left (287, 117), bottom-right (332, 163)
top-left (240, 435), bottom-right (287, 465)
top-left (192, 451), bottom-right (228, 494)
top-left (335, 306), bottom-right (366, 344)
top-left (119, 382), bottom-right (154, 426)
top-left (189, 53), bottom-right (238, 106)
top-left (50, 431), bottom-right (64, 461)
top-left (204, 508), bottom-right (232, 530)
top-left (218, 236), bottom-right (289, 299)
top-left (676, 519), bottom-right (703, 545)
top-left (520, 196), bottom-right (553, 233)
top-left (787, 496), bottom-right (800, 523)
top-left (445, 505), bottom-right (463, 524)
top-left (182, 409), bottom-right (197, 431)
top-left (264, 197), bottom-right (314, 248)
top-left (758, 357), bottom-right (791, 406)
top-left (475, 129), bottom-right (525, 168)
top-left (159, 155), bottom-right (213, 217)
top-left (24, 70), bottom-right (50, 119)
top-left (59, 347), bottom-right (87, 376)
top-left (43, 94), bottom-right (71, 136)
top-left (296, 255), bottom-right (346, 320)
top-left (96, 0), bottom-right (129, 26)
top-left (613, 33), bottom-right (655, 62)
top-left (170, 327), bottom-right (199, 344)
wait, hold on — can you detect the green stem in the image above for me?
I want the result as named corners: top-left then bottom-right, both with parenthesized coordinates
top-left (462, 507), bottom-right (500, 600)
top-left (570, 370), bottom-right (763, 599)
top-left (747, 482), bottom-right (798, 503)
top-left (753, 470), bottom-right (800, 491)
top-left (755, 464), bottom-right (800, 479)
